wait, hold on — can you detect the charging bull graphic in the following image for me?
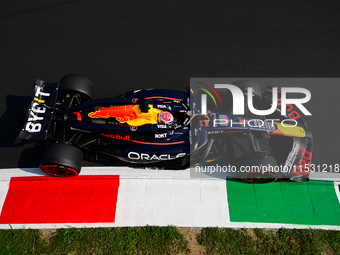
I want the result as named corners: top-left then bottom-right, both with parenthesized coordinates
top-left (88, 105), bottom-right (171, 126)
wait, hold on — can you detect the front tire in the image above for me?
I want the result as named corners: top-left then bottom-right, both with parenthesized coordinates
top-left (238, 153), bottom-right (278, 183)
top-left (39, 143), bottom-right (83, 177)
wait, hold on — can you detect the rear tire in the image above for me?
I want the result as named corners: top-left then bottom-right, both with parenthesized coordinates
top-left (40, 143), bottom-right (83, 177)
top-left (59, 74), bottom-right (94, 100)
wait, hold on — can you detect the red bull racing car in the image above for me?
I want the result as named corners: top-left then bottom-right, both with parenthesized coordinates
top-left (20, 74), bottom-right (313, 183)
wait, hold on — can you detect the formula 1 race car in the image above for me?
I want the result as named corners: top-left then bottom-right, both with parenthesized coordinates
top-left (20, 74), bottom-right (313, 183)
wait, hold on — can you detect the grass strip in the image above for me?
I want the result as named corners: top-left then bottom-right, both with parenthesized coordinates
top-left (1, 226), bottom-right (340, 254)
top-left (197, 227), bottom-right (340, 254)
top-left (0, 226), bottom-right (189, 255)
top-left (0, 228), bottom-right (44, 254)
top-left (47, 226), bottom-right (189, 254)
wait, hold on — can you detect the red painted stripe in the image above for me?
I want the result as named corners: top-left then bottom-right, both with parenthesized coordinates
top-left (0, 175), bottom-right (119, 224)
top-left (130, 140), bottom-right (185, 145)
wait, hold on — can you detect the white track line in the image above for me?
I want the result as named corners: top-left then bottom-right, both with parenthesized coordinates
top-left (0, 167), bottom-right (191, 180)
top-left (0, 180), bottom-right (10, 219)
top-left (334, 182), bottom-right (340, 205)
top-left (310, 171), bottom-right (340, 181)
top-left (0, 166), bottom-right (339, 181)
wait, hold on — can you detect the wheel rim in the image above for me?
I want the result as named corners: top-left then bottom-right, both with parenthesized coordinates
top-left (242, 172), bottom-right (277, 184)
top-left (40, 165), bottom-right (78, 177)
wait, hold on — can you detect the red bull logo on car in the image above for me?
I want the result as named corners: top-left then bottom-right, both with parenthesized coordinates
top-left (88, 105), bottom-right (163, 126)
top-left (101, 133), bottom-right (130, 141)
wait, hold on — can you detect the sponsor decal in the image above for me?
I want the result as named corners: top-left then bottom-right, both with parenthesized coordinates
top-left (155, 133), bottom-right (167, 138)
top-left (156, 104), bottom-right (167, 109)
top-left (128, 152), bottom-right (186, 161)
top-left (88, 105), bottom-right (162, 126)
top-left (278, 98), bottom-right (301, 120)
top-left (200, 115), bottom-right (210, 127)
top-left (88, 105), bottom-right (136, 122)
top-left (101, 133), bottom-right (130, 141)
top-left (262, 120), bottom-right (278, 132)
top-left (24, 87), bottom-right (51, 133)
top-left (130, 126), bottom-right (137, 131)
top-left (218, 114), bottom-right (229, 126)
top-left (157, 124), bottom-right (167, 128)
top-left (207, 130), bottom-right (220, 135)
top-left (292, 147), bottom-right (312, 175)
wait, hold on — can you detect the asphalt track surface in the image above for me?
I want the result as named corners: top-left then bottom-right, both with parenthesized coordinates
top-left (1, 1), bottom-right (340, 175)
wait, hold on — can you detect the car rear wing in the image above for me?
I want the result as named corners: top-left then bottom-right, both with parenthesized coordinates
top-left (19, 80), bottom-right (59, 141)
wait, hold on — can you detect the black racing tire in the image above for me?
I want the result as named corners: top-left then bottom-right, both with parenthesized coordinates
top-left (238, 153), bottom-right (278, 183)
top-left (59, 74), bottom-right (94, 100)
top-left (231, 80), bottom-right (262, 108)
top-left (39, 143), bottom-right (83, 177)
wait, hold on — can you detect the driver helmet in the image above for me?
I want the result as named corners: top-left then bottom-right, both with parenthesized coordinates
top-left (158, 111), bottom-right (174, 124)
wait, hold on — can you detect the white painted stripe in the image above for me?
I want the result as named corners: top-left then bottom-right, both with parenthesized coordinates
top-left (228, 222), bottom-right (340, 231)
top-left (0, 168), bottom-right (45, 180)
top-left (310, 171), bottom-right (340, 181)
top-left (114, 178), bottom-right (230, 227)
top-left (0, 167), bottom-right (339, 181)
top-left (0, 180), bottom-right (10, 217)
top-left (334, 182), bottom-right (340, 205)
top-left (0, 167), bottom-right (191, 180)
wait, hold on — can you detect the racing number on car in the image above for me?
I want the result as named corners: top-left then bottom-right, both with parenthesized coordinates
top-left (277, 98), bottom-right (301, 120)
top-left (292, 147), bottom-right (312, 175)
top-left (25, 88), bottom-right (50, 133)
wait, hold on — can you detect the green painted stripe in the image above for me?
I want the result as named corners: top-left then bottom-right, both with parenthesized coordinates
top-left (227, 180), bottom-right (340, 226)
